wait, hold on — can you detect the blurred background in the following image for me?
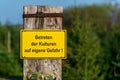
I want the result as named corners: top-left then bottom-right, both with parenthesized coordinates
top-left (0, 0), bottom-right (120, 80)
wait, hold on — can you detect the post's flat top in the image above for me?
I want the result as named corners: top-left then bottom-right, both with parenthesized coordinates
top-left (24, 6), bottom-right (63, 14)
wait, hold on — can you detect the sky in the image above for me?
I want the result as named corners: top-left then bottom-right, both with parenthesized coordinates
top-left (0, 0), bottom-right (119, 25)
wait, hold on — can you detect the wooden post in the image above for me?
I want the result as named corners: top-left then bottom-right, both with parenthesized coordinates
top-left (23, 6), bottom-right (62, 80)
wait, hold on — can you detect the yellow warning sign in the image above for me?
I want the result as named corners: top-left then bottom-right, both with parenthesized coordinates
top-left (20, 30), bottom-right (67, 59)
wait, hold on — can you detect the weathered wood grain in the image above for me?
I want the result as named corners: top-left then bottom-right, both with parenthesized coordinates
top-left (23, 6), bottom-right (62, 80)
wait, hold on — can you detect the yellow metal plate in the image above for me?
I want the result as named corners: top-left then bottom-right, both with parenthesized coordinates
top-left (20, 30), bottom-right (67, 59)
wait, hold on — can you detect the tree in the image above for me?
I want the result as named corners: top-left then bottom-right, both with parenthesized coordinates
top-left (100, 25), bottom-right (120, 80)
top-left (63, 8), bottom-right (104, 79)
top-left (0, 25), bottom-right (22, 77)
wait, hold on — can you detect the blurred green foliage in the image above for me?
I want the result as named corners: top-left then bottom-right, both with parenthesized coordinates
top-left (0, 24), bottom-right (22, 77)
top-left (0, 4), bottom-right (120, 80)
top-left (63, 4), bottom-right (120, 80)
